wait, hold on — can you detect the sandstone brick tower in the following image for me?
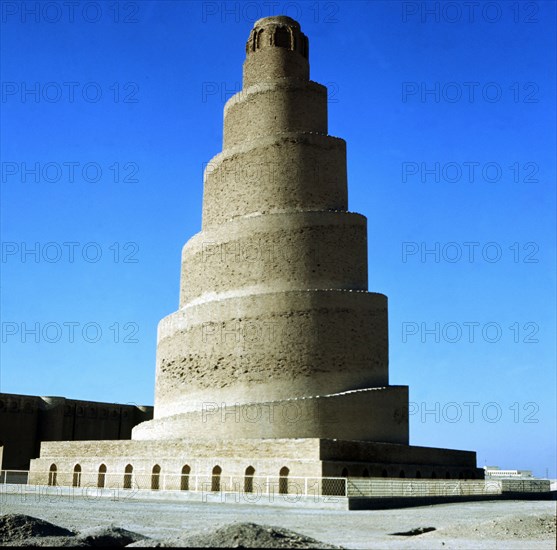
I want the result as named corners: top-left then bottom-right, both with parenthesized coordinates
top-left (134, 15), bottom-right (408, 443)
top-left (29, 17), bottom-right (483, 490)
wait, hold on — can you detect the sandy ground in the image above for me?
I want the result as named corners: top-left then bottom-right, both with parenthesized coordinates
top-left (0, 490), bottom-right (555, 548)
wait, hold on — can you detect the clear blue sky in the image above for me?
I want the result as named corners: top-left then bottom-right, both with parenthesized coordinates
top-left (1, 1), bottom-right (555, 477)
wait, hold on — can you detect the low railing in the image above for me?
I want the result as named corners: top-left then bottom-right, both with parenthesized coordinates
top-left (346, 477), bottom-right (551, 497)
top-left (347, 478), bottom-right (495, 497)
top-left (0, 470), bottom-right (29, 484)
top-left (500, 479), bottom-right (552, 493)
top-left (1, 471), bottom-right (551, 499)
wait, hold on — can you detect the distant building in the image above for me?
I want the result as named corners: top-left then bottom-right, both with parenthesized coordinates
top-left (0, 393), bottom-right (153, 470)
top-left (484, 465), bottom-right (533, 479)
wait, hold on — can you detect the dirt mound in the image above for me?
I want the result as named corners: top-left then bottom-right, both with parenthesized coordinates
top-left (0, 514), bottom-right (74, 543)
top-left (129, 522), bottom-right (341, 548)
top-left (440, 513), bottom-right (556, 540)
top-left (75, 525), bottom-right (147, 546)
top-left (75, 525), bottom-right (146, 546)
top-left (1, 535), bottom-right (88, 547)
top-left (475, 514), bottom-right (556, 539)
top-left (0, 515), bottom-right (147, 547)
top-left (178, 522), bottom-right (341, 548)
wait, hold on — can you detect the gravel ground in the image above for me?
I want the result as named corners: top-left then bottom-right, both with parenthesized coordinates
top-left (0, 491), bottom-right (555, 548)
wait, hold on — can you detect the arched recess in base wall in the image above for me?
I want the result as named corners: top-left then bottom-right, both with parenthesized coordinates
top-left (151, 464), bottom-right (161, 490)
top-left (279, 466), bottom-right (289, 494)
top-left (244, 466), bottom-right (255, 493)
top-left (211, 466), bottom-right (222, 492)
top-left (48, 464), bottom-right (57, 486)
top-left (124, 464), bottom-right (133, 489)
top-left (72, 464), bottom-right (81, 487)
top-left (181, 465), bottom-right (191, 490)
top-left (97, 464), bottom-right (107, 488)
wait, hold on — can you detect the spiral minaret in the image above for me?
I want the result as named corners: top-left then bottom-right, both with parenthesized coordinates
top-left (133, 16), bottom-right (408, 442)
top-left (29, 16), bottom-right (483, 488)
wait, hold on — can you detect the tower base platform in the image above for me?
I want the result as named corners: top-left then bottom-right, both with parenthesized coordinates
top-left (29, 437), bottom-right (484, 487)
